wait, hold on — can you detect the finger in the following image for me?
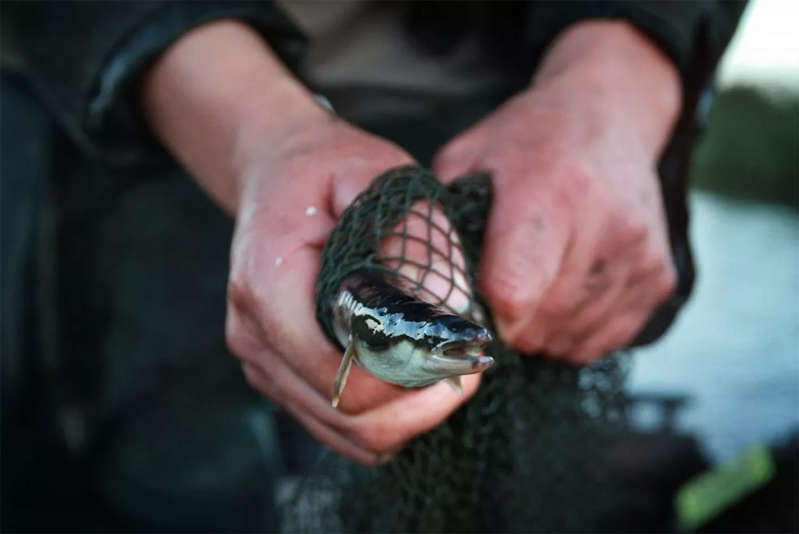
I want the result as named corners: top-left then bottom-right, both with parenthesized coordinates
top-left (242, 343), bottom-right (481, 457)
top-left (329, 151), bottom-right (416, 218)
top-left (242, 249), bottom-right (410, 413)
top-left (534, 237), bottom-right (646, 357)
top-left (432, 132), bottom-right (482, 183)
top-left (542, 276), bottom-right (624, 358)
top-left (240, 361), bottom-right (378, 465)
top-left (344, 374), bottom-right (481, 452)
top-left (229, 310), bottom-right (368, 431)
top-left (566, 311), bottom-right (649, 365)
top-left (567, 262), bottom-right (676, 364)
top-left (479, 183), bottom-right (571, 345)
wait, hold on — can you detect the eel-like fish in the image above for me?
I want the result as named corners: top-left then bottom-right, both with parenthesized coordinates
top-left (330, 269), bottom-right (494, 408)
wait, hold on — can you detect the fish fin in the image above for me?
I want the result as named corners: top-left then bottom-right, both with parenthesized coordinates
top-left (332, 342), bottom-right (357, 408)
top-left (445, 375), bottom-right (463, 394)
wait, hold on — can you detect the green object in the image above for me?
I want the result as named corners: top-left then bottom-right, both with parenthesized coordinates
top-left (675, 444), bottom-right (776, 531)
top-left (691, 87), bottom-right (799, 206)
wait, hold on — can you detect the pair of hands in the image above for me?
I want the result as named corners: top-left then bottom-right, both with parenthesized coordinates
top-left (143, 20), bottom-right (680, 465)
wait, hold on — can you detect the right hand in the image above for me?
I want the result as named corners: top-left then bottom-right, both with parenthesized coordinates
top-left (142, 20), bottom-right (481, 465)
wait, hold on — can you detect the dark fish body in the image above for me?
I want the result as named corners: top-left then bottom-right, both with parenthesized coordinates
top-left (330, 269), bottom-right (493, 405)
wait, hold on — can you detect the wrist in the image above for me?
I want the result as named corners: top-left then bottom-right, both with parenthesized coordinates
top-left (533, 20), bottom-right (682, 160)
top-left (142, 19), bottom-right (327, 213)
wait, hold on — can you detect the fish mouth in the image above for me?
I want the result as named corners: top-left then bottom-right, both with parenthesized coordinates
top-left (430, 332), bottom-right (494, 374)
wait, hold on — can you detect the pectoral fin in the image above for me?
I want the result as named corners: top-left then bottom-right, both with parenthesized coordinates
top-left (332, 342), bottom-right (357, 408)
top-left (444, 375), bottom-right (463, 394)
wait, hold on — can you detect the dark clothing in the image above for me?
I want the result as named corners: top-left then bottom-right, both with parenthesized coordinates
top-left (3, 1), bottom-right (743, 154)
top-left (2, 0), bottom-right (745, 332)
top-left (1, 1), bottom-right (744, 530)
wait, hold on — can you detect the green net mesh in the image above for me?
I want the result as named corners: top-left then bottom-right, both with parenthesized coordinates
top-left (315, 166), bottom-right (486, 333)
top-left (300, 165), bottom-right (632, 532)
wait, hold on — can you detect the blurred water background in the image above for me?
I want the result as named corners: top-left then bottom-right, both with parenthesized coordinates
top-left (629, 0), bottom-right (799, 462)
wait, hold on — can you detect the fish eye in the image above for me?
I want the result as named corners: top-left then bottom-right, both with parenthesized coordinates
top-left (351, 314), bottom-right (391, 352)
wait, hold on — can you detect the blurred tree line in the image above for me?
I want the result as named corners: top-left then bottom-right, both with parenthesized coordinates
top-left (691, 86), bottom-right (798, 205)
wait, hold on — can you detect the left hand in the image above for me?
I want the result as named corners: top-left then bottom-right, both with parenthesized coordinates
top-left (142, 21), bottom-right (483, 464)
top-left (433, 21), bottom-right (681, 365)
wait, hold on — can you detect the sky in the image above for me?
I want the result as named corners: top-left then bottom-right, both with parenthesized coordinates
top-left (717, 0), bottom-right (799, 91)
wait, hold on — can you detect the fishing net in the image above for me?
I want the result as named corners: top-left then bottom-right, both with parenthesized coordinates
top-left (297, 165), bottom-right (634, 532)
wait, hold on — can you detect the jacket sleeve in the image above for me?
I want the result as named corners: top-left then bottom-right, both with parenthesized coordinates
top-left (1, 1), bottom-right (306, 162)
top-left (525, 1), bottom-right (746, 344)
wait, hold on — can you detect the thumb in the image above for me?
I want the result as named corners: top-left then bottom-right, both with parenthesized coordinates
top-left (330, 154), bottom-right (416, 218)
top-left (479, 186), bottom-right (570, 344)
top-left (432, 133), bottom-right (482, 185)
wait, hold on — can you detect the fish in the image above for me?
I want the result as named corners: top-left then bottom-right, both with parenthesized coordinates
top-left (330, 268), bottom-right (494, 408)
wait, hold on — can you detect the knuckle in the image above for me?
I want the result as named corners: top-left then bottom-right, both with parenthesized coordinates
top-left (643, 262), bottom-right (678, 305)
top-left (225, 283), bottom-right (258, 358)
top-left (611, 213), bottom-right (648, 247)
top-left (639, 253), bottom-right (666, 277)
top-left (225, 326), bottom-right (251, 359)
top-left (543, 287), bottom-right (585, 319)
top-left (610, 320), bottom-right (644, 350)
top-left (257, 306), bottom-right (285, 350)
top-left (608, 330), bottom-right (633, 351)
top-left (241, 366), bottom-right (259, 390)
top-left (661, 263), bottom-right (678, 295)
top-left (485, 272), bottom-right (533, 321)
top-left (240, 362), bottom-right (271, 395)
top-left (484, 245), bottom-right (558, 322)
top-left (228, 277), bottom-right (286, 349)
top-left (227, 279), bottom-right (252, 315)
top-left (226, 277), bottom-right (288, 356)
top-left (653, 277), bottom-right (676, 306)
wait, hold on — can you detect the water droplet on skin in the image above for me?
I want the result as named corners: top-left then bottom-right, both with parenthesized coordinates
top-left (305, 205), bottom-right (317, 216)
top-left (275, 257), bottom-right (283, 266)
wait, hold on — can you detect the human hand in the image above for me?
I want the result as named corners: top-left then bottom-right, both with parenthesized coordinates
top-left (142, 20), bottom-right (481, 465)
top-left (433, 21), bottom-right (681, 365)
top-left (228, 119), bottom-right (483, 465)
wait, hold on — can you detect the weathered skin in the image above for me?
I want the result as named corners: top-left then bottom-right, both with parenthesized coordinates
top-left (330, 269), bottom-right (493, 407)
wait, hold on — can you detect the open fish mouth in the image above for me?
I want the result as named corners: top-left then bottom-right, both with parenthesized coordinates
top-left (432, 333), bottom-right (494, 373)
top-left (441, 328), bottom-right (492, 355)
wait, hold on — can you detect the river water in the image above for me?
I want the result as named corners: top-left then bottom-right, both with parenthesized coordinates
top-left (629, 190), bottom-right (799, 461)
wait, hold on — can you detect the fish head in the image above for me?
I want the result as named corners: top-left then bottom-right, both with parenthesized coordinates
top-left (347, 310), bottom-right (494, 387)
top-left (419, 314), bottom-right (494, 377)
